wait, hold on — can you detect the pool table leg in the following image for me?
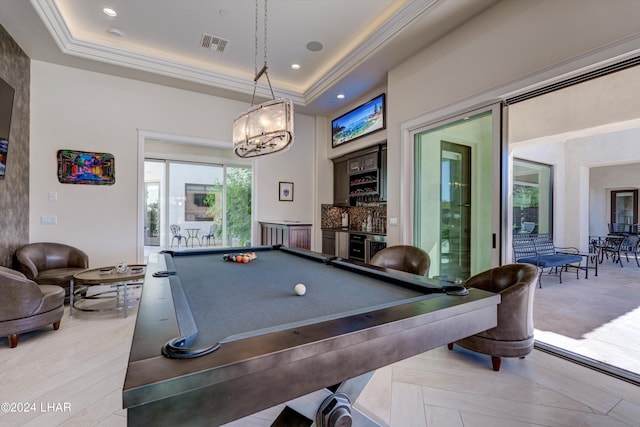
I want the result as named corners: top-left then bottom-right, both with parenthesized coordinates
top-left (282, 371), bottom-right (381, 427)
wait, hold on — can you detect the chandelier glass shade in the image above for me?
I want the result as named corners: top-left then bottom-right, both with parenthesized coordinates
top-left (232, 0), bottom-right (294, 158)
top-left (232, 97), bottom-right (294, 158)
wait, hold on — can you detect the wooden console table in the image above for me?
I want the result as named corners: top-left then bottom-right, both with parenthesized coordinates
top-left (260, 221), bottom-right (312, 250)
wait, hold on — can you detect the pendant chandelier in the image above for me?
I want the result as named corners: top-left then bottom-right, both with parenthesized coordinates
top-left (232, 0), bottom-right (294, 158)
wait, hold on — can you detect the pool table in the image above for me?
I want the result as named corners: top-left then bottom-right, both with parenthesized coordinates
top-left (123, 246), bottom-right (499, 426)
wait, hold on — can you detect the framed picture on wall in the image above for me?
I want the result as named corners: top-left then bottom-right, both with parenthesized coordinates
top-left (279, 182), bottom-right (293, 201)
top-left (57, 149), bottom-right (115, 185)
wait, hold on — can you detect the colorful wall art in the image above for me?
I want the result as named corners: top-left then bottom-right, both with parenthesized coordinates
top-left (57, 149), bottom-right (115, 185)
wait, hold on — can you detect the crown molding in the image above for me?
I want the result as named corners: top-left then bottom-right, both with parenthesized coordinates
top-left (304, 0), bottom-right (441, 102)
top-left (31, 0), bottom-right (429, 108)
top-left (31, 0), bottom-right (304, 104)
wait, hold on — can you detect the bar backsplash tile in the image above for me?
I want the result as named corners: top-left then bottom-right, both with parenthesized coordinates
top-left (321, 204), bottom-right (387, 234)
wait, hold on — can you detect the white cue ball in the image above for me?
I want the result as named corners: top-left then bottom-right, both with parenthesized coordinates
top-left (294, 283), bottom-right (306, 296)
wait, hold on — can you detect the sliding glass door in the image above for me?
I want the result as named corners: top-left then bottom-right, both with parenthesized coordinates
top-left (413, 106), bottom-right (501, 279)
top-left (144, 181), bottom-right (161, 246)
top-left (144, 159), bottom-right (252, 251)
top-left (224, 166), bottom-right (252, 247)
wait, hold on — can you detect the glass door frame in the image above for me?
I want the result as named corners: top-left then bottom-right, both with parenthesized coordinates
top-left (401, 103), bottom-right (504, 269)
top-left (136, 130), bottom-right (253, 263)
top-left (144, 181), bottom-right (161, 247)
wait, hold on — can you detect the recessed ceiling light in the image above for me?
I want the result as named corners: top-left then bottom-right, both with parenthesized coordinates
top-left (291, 64), bottom-right (300, 70)
top-left (103, 8), bottom-right (117, 17)
top-left (337, 94), bottom-right (345, 99)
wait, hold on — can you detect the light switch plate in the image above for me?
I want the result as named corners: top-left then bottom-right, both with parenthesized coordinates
top-left (40, 215), bottom-right (57, 225)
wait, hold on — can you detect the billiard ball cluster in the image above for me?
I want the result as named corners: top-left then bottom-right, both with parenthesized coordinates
top-left (222, 252), bottom-right (257, 263)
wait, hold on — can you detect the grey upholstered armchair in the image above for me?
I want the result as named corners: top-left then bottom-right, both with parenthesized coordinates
top-left (448, 263), bottom-right (538, 371)
top-left (15, 242), bottom-right (89, 298)
top-left (0, 266), bottom-right (65, 348)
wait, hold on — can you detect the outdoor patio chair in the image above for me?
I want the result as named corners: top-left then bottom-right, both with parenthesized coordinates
top-left (598, 235), bottom-right (626, 267)
top-left (170, 225), bottom-right (187, 247)
top-left (202, 223), bottom-right (219, 246)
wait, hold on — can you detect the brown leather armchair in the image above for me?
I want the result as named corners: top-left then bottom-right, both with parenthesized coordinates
top-left (15, 242), bottom-right (89, 297)
top-left (0, 266), bottom-right (65, 348)
top-left (447, 263), bottom-right (538, 371)
top-left (369, 245), bottom-right (431, 276)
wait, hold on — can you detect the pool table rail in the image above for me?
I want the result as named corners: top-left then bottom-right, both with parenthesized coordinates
top-left (330, 257), bottom-right (469, 295)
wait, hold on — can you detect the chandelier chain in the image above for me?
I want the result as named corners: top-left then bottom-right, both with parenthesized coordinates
top-left (232, 0), bottom-right (294, 158)
top-left (263, 0), bottom-right (268, 67)
top-left (254, 0), bottom-right (259, 76)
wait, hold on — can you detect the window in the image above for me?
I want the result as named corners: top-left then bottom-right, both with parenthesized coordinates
top-left (513, 158), bottom-right (553, 235)
top-left (193, 193), bottom-right (207, 207)
top-left (185, 183), bottom-right (221, 221)
top-left (610, 189), bottom-right (638, 227)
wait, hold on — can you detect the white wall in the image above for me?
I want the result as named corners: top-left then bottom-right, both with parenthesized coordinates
top-left (509, 65), bottom-right (640, 144)
top-left (30, 61), bottom-right (316, 267)
top-left (385, 0), bottom-right (640, 245)
top-left (314, 116), bottom-right (332, 248)
top-left (253, 113), bottom-right (317, 241)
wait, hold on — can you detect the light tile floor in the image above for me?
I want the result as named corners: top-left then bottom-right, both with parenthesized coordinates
top-left (355, 346), bottom-right (640, 427)
top-left (532, 257), bottom-right (640, 376)
top-left (230, 343), bottom-right (640, 427)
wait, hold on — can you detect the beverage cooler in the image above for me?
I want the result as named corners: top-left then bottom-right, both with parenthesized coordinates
top-left (365, 237), bottom-right (387, 263)
top-left (349, 233), bottom-right (387, 263)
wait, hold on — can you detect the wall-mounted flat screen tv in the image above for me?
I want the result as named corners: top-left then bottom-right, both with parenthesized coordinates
top-left (0, 139), bottom-right (8, 179)
top-left (332, 93), bottom-right (385, 147)
top-left (0, 77), bottom-right (15, 180)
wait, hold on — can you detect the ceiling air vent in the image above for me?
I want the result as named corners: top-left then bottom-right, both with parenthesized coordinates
top-left (200, 33), bottom-right (228, 53)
